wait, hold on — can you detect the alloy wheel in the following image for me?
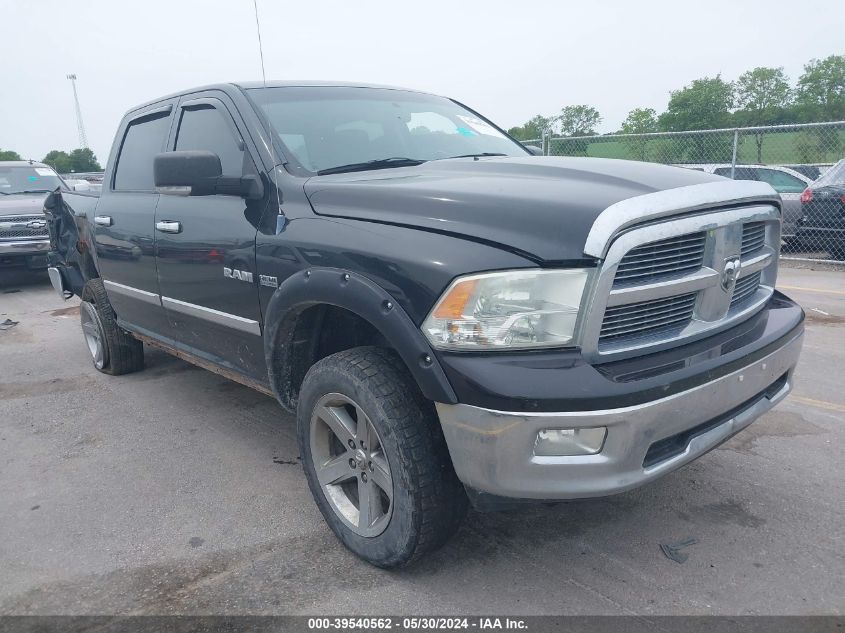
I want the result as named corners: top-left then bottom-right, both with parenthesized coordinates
top-left (310, 393), bottom-right (393, 537)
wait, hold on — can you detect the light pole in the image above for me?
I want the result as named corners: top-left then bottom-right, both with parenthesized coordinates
top-left (66, 74), bottom-right (89, 149)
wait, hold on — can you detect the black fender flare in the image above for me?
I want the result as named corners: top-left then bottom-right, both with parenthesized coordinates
top-left (263, 267), bottom-right (458, 410)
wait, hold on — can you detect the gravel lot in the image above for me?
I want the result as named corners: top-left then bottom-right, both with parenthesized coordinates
top-left (0, 266), bottom-right (842, 616)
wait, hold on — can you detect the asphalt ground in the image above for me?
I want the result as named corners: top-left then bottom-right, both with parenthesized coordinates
top-left (0, 265), bottom-right (842, 615)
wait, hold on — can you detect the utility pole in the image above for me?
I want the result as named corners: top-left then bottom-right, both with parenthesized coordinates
top-left (66, 74), bottom-right (89, 149)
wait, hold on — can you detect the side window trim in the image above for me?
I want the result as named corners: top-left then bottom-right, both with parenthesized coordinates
top-left (111, 103), bottom-right (175, 193)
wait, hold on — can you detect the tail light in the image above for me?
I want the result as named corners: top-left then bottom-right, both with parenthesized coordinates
top-left (841, 194), bottom-right (845, 204)
top-left (800, 188), bottom-right (813, 204)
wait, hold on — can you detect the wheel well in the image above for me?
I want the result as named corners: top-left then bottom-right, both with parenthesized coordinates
top-left (272, 304), bottom-right (391, 411)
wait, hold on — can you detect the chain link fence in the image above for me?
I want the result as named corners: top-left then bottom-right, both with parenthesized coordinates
top-left (523, 121), bottom-right (845, 263)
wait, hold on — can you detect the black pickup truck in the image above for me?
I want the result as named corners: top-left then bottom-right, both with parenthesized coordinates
top-left (46, 81), bottom-right (804, 567)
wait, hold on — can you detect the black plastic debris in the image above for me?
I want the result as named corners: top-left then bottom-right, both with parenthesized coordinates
top-left (0, 319), bottom-right (19, 331)
top-left (660, 538), bottom-right (698, 563)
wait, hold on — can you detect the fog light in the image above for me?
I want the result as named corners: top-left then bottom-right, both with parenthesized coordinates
top-left (534, 427), bottom-right (607, 456)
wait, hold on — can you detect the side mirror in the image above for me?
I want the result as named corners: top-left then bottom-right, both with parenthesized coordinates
top-left (525, 145), bottom-right (544, 156)
top-left (153, 150), bottom-right (263, 199)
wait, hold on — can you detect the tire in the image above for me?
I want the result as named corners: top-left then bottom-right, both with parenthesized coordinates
top-left (80, 279), bottom-right (144, 376)
top-left (297, 346), bottom-right (467, 568)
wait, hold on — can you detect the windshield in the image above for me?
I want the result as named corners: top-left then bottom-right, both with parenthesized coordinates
top-left (248, 86), bottom-right (528, 175)
top-left (813, 159), bottom-right (845, 188)
top-left (0, 165), bottom-right (65, 195)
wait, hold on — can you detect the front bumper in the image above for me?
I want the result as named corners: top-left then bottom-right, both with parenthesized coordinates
top-left (435, 327), bottom-right (803, 501)
top-left (0, 238), bottom-right (51, 260)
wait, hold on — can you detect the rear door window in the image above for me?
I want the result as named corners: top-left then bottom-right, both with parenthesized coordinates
top-left (755, 169), bottom-right (807, 194)
top-left (113, 112), bottom-right (172, 191)
top-left (714, 167), bottom-right (756, 180)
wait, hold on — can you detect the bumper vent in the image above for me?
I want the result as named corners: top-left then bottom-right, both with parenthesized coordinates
top-left (599, 293), bottom-right (696, 345)
top-left (613, 232), bottom-right (706, 286)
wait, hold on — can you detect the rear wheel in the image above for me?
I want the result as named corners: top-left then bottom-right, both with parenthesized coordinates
top-left (80, 279), bottom-right (144, 375)
top-left (297, 346), bottom-right (467, 568)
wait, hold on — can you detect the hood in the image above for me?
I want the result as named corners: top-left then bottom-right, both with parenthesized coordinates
top-left (304, 157), bottom-right (724, 262)
top-left (0, 193), bottom-right (48, 217)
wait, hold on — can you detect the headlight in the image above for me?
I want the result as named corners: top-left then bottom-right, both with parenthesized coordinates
top-left (421, 269), bottom-right (590, 351)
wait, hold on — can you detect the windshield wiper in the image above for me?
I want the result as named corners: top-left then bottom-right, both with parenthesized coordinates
top-left (12, 190), bottom-right (52, 194)
top-left (444, 152), bottom-right (508, 160)
top-left (317, 157), bottom-right (426, 176)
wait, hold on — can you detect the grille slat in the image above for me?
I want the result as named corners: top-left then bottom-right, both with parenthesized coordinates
top-left (613, 260), bottom-right (704, 282)
top-left (600, 293), bottom-right (696, 343)
top-left (602, 295), bottom-right (697, 325)
top-left (741, 223), bottom-right (766, 257)
top-left (731, 271), bottom-right (762, 307)
top-left (602, 314), bottom-right (693, 340)
top-left (617, 244), bottom-right (708, 266)
top-left (614, 232), bottom-right (706, 286)
top-left (602, 304), bottom-right (698, 333)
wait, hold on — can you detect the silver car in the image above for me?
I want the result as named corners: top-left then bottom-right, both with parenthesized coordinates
top-left (677, 164), bottom-right (811, 240)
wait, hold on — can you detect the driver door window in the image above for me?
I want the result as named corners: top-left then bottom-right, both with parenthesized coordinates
top-left (175, 105), bottom-right (245, 175)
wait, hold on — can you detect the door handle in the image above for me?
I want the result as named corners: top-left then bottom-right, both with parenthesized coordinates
top-left (94, 215), bottom-right (113, 227)
top-left (155, 220), bottom-right (182, 234)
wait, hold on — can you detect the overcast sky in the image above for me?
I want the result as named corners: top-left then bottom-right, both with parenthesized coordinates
top-left (2, 0), bottom-right (843, 163)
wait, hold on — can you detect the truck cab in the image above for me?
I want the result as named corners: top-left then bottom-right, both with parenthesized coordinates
top-left (46, 82), bottom-right (804, 568)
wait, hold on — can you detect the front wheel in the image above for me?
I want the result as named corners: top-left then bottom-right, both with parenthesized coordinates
top-left (297, 347), bottom-right (467, 567)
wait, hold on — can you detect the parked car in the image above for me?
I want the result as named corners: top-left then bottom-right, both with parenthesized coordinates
top-left (677, 164), bottom-right (811, 239)
top-left (46, 82), bottom-right (804, 567)
top-left (60, 172), bottom-right (105, 195)
top-left (63, 178), bottom-right (92, 192)
top-left (0, 161), bottom-right (67, 269)
top-left (795, 158), bottom-right (845, 258)
top-left (781, 164), bottom-right (832, 181)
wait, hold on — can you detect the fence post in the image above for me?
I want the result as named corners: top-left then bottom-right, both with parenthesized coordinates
top-left (730, 129), bottom-right (739, 178)
top-left (542, 129), bottom-right (549, 156)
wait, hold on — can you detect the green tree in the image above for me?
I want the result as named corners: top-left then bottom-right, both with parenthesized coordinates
top-left (734, 67), bottom-right (793, 162)
top-left (659, 75), bottom-right (734, 131)
top-left (620, 108), bottom-right (659, 161)
top-left (795, 55), bottom-right (845, 121)
top-left (0, 149), bottom-right (22, 161)
top-left (507, 114), bottom-right (553, 141)
top-left (68, 148), bottom-right (102, 172)
top-left (42, 148), bottom-right (102, 173)
top-left (659, 76), bottom-right (734, 161)
top-left (621, 108), bottom-right (659, 134)
top-left (43, 150), bottom-right (73, 173)
top-left (557, 105), bottom-right (601, 137)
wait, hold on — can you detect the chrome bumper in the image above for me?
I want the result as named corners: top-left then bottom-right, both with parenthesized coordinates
top-left (435, 331), bottom-right (803, 500)
top-left (0, 238), bottom-right (50, 257)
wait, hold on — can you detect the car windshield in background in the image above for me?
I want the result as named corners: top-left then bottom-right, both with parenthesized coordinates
top-left (813, 159), bottom-right (845, 187)
top-left (248, 86), bottom-right (528, 175)
top-left (0, 165), bottom-right (64, 195)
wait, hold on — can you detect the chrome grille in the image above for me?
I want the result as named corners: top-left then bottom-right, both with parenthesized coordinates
top-left (0, 215), bottom-right (48, 241)
top-left (741, 222), bottom-right (765, 257)
top-left (600, 293), bottom-right (696, 344)
top-left (583, 202), bottom-right (781, 361)
top-left (614, 232), bottom-right (706, 286)
top-left (731, 271), bottom-right (762, 307)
